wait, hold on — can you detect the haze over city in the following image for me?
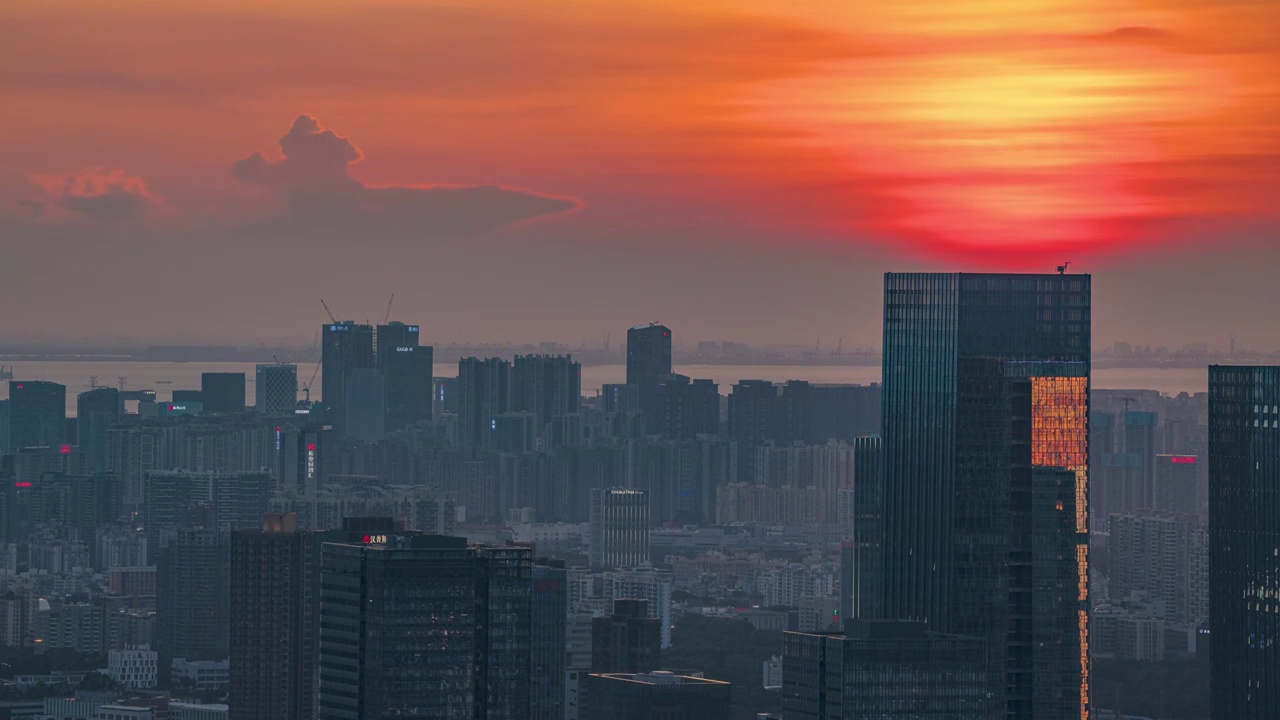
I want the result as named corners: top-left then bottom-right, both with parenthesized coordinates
top-left (3, 2), bottom-right (1280, 720)
top-left (4, 0), bottom-right (1280, 347)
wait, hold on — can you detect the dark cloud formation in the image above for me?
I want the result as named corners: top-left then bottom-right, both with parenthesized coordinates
top-left (24, 167), bottom-right (164, 222)
top-left (232, 115), bottom-right (580, 234)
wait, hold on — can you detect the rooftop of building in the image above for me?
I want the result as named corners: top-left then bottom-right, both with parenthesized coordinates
top-left (589, 671), bottom-right (729, 687)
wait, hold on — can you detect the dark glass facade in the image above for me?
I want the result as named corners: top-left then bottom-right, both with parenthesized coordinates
top-left (201, 372), bottom-right (247, 413)
top-left (156, 527), bottom-right (230, 660)
top-left (781, 621), bottom-right (989, 719)
top-left (321, 322), bottom-right (375, 436)
top-left (880, 272), bottom-right (1091, 720)
top-left (840, 435), bottom-right (882, 623)
top-left (531, 562), bottom-right (567, 720)
top-left (7, 380), bottom-right (65, 452)
top-left (626, 324), bottom-right (672, 420)
top-left (376, 322), bottom-right (433, 432)
top-left (317, 535), bottom-right (532, 720)
top-left (1208, 365), bottom-right (1280, 719)
top-left (591, 599), bottom-right (661, 674)
top-left (77, 387), bottom-right (120, 474)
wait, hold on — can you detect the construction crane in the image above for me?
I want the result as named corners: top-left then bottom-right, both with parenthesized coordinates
top-left (381, 294), bottom-right (395, 324)
top-left (301, 363), bottom-right (321, 404)
top-left (1057, 261), bottom-right (1072, 275)
top-left (320, 299), bottom-right (338, 324)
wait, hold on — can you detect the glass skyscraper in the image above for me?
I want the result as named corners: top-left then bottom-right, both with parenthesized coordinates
top-left (880, 272), bottom-right (1091, 719)
top-left (1208, 365), bottom-right (1280, 718)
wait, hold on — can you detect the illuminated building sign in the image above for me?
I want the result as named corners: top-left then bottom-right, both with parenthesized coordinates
top-left (362, 534), bottom-right (387, 544)
top-left (59, 444), bottom-right (71, 454)
top-left (14, 481), bottom-right (33, 488)
top-left (1170, 456), bottom-right (1197, 464)
top-left (306, 443), bottom-right (316, 480)
top-left (396, 347), bottom-right (414, 352)
top-left (329, 325), bottom-right (348, 332)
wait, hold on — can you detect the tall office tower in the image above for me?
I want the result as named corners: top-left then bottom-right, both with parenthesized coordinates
top-left (156, 527), bottom-right (230, 660)
top-left (880, 272), bottom-right (1091, 719)
top-left (531, 561), bottom-right (568, 720)
top-left (376, 322), bottom-right (433, 432)
top-left (457, 357), bottom-right (511, 448)
top-left (1209, 365), bottom-right (1280, 718)
top-left (317, 535), bottom-right (532, 720)
top-left (7, 380), bottom-right (66, 451)
top-left (589, 489), bottom-right (650, 569)
top-left (343, 368), bottom-right (386, 442)
top-left (840, 435), bottom-right (882, 623)
top-left (321, 321), bottom-right (375, 436)
top-left (77, 387), bottom-right (120, 473)
top-left (581, 672), bottom-right (730, 720)
top-left (591, 599), bottom-right (661, 674)
top-left (626, 324), bottom-right (673, 420)
top-left (201, 373), bottom-right (247, 414)
top-left (511, 355), bottom-right (582, 430)
top-left (230, 513), bottom-right (316, 720)
top-left (255, 364), bottom-right (298, 415)
top-left (782, 621), bottom-right (990, 719)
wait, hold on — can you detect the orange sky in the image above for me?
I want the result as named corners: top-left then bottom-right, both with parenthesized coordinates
top-left (3, 0), bottom-right (1278, 265)
top-left (1, 0), bottom-right (1279, 346)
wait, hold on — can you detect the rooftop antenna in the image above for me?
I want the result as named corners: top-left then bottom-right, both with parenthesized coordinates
top-left (1057, 261), bottom-right (1072, 275)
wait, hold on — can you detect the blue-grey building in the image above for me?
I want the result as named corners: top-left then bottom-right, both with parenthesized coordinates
top-left (880, 272), bottom-right (1091, 719)
top-left (1208, 365), bottom-right (1280, 719)
top-left (531, 561), bottom-right (567, 720)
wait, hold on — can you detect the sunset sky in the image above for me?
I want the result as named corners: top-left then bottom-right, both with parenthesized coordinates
top-left (2, 0), bottom-right (1278, 347)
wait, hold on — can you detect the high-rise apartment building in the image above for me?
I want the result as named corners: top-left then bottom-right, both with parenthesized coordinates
top-left (230, 513), bottom-right (317, 720)
top-left (376, 322), bottom-right (433, 432)
top-left (201, 373), bottom-right (247, 414)
top-left (321, 321), bottom-right (375, 436)
top-left (317, 535), bottom-right (532, 720)
top-left (77, 387), bottom-right (120, 473)
top-left (7, 380), bottom-right (66, 452)
top-left (1108, 511), bottom-right (1206, 627)
top-left (880, 272), bottom-right (1091, 719)
top-left (156, 528), bottom-right (230, 660)
top-left (457, 357), bottom-right (511, 448)
top-left (589, 488), bottom-right (650, 570)
top-left (511, 354), bottom-right (582, 431)
top-left (654, 377), bottom-right (719, 440)
top-left (626, 324), bottom-right (672, 420)
top-left (255, 364), bottom-right (298, 415)
top-left (1208, 365), bottom-right (1280, 718)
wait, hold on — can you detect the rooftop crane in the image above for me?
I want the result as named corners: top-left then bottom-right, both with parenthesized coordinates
top-left (1057, 261), bottom-right (1072, 275)
top-left (381, 294), bottom-right (396, 324)
top-left (301, 363), bottom-right (321, 404)
top-left (320, 299), bottom-right (337, 324)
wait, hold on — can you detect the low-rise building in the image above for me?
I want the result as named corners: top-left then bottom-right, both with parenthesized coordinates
top-left (108, 646), bottom-right (157, 689)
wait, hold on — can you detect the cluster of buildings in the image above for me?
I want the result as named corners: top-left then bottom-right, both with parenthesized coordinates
top-left (2, 272), bottom-right (1279, 719)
